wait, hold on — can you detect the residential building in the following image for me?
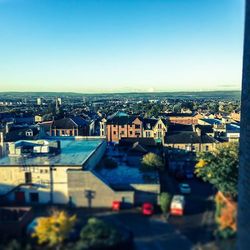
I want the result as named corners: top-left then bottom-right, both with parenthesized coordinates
top-left (103, 112), bottom-right (143, 143)
top-left (163, 124), bottom-right (218, 152)
top-left (49, 117), bottom-right (95, 137)
top-left (101, 112), bottom-right (168, 143)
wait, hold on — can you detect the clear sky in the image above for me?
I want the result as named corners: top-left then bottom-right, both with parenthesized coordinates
top-left (0, 0), bottom-right (245, 93)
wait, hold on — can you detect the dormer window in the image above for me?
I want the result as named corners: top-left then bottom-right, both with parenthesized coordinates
top-left (26, 130), bottom-right (33, 136)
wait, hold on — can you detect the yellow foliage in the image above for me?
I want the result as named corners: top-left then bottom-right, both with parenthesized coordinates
top-left (195, 159), bottom-right (206, 168)
top-left (32, 210), bottom-right (77, 247)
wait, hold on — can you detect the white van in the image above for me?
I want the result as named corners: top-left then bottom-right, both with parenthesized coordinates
top-left (170, 195), bottom-right (185, 216)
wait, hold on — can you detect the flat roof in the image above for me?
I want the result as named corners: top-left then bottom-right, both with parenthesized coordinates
top-left (0, 139), bottom-right (104, 166)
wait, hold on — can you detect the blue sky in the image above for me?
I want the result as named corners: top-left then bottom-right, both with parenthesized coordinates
top-left (0, 0), bottom-right (245, 93)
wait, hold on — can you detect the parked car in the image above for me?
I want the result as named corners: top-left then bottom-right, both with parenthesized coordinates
top-left (141, 203), bottom-right (154, 216)
top-left (170, 195), bottom-right (185, 216)
top-left (179, 183), bottom-right (191, 194)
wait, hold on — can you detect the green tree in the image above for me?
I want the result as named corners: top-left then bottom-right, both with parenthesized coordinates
top-left (32, 210), bottom-right (77, 249)
top-left (3, 240), bottom-right (31, 250)
top-left (173, 103), bottom-right (181, 113)
top-left (159, 192), bottom-right (172, 216)
top-left (195, 143), bottom-right (239, 198)
top-left (141, 152), bottom-right (164, 171)
top-left (76, 218), bottom-right (121, 250)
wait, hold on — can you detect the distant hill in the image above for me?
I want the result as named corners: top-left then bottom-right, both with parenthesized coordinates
top-left (0, 90), bottom-right (241, 99)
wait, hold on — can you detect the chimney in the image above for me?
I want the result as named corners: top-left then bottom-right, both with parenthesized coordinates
top-left (196, 127), bottom-right (202, 137)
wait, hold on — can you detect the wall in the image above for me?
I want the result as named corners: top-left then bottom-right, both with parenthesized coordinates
top-left (67, 170), bottom-right (134, 207)
top-left (163, 142), bottom-right (216, 152)
top-left (131, 183), bottom-right (160, 205)
top-left (0, 165), bottom-right (78, 204)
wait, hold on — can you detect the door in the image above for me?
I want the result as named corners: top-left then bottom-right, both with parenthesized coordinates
top-left (15, 191), bottom-right (25, 203)
top-left (25, 172), bottom-right (32, 184)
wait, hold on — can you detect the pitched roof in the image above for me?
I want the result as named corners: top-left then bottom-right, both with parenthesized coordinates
top-left (167, 124), bottom-right (193, 132)
top-left (195, 125), bottom-right (214, 134)
top-left (107, 115), bottom-right (142, 125)
top-left (5, 126), bottom-right (39, 142)
top-left (51, 117), bottom-right (89, 129)
top-left (164, 131), bottom-right (217, 144)
top-left (143, 118), bottom-right (158, 130)
top-left (119, 138), bottom-right (156, 147)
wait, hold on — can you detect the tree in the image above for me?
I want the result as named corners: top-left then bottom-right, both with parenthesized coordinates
top-left (173, 103), bottom-right (181, 113)
top-left (3, 240), bottom-right (31, 250)
top-left (141, 153), bottom-right (164, 171)
top-left (76, 218), bottom-right (121, 250)
top-left (159, 192), bottom-right (172, 216)
top-left (195, 142), bottom-right (239, 198)
top-left (32, 210), bottom-right (77, 249)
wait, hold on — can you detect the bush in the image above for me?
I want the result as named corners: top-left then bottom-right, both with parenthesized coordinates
top-left (76, 218), bottom-right (121, 250)
top-left (159, 192), bottom-right (172, 215)
top-left (214, 192), bottom-right (237, 239)
top-left (141, 153), bottom-right (164, 171)
top-left (103, 158), bottom-right (118, 169)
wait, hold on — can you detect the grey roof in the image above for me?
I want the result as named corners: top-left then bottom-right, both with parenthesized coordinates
top-left (195, 125), bottom-right (214, 134)
top-left (167, 124), bottom-right (193, 132)
top-left (0, 139), bottom-right (104, 166)
top-left (52, 117), bottom-right (89, 129)
top-left (164, 131), bottom-right (217, 144)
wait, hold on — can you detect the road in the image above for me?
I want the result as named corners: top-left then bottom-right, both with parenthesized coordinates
top-left (160, 170), bottom-right (217, 249)
top-left (98, 209), bottom-right (194, 250)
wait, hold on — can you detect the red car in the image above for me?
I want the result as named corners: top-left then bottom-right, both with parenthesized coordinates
top-left (112, 201), bottom-right (121, 211)
top-left (142, 203), bottom-right (154, 215)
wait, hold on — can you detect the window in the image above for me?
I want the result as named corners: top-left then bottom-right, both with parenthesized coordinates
top-left (135, 132), bottom-right (140, 137)
top-left (135, 124), bottom-right (140, 129)
top-left (205, 145), bottom-right (209, 151)
top-left (120, 131), bottom-right (125, 135)
top-left (30, 193), bottom-right (39, 202)
top-left (158, 123), bottom-right (162, 129)
top-left (129, 131), bottom-right (133, 135)
top-left (121, 125), bottom-right (125, 128)
top-left (26, 131), bottom-right (33, 136)
top-left (113, 131), bottom-right (116, 135)
top-left (25, 172), bottom-right (32, 184)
